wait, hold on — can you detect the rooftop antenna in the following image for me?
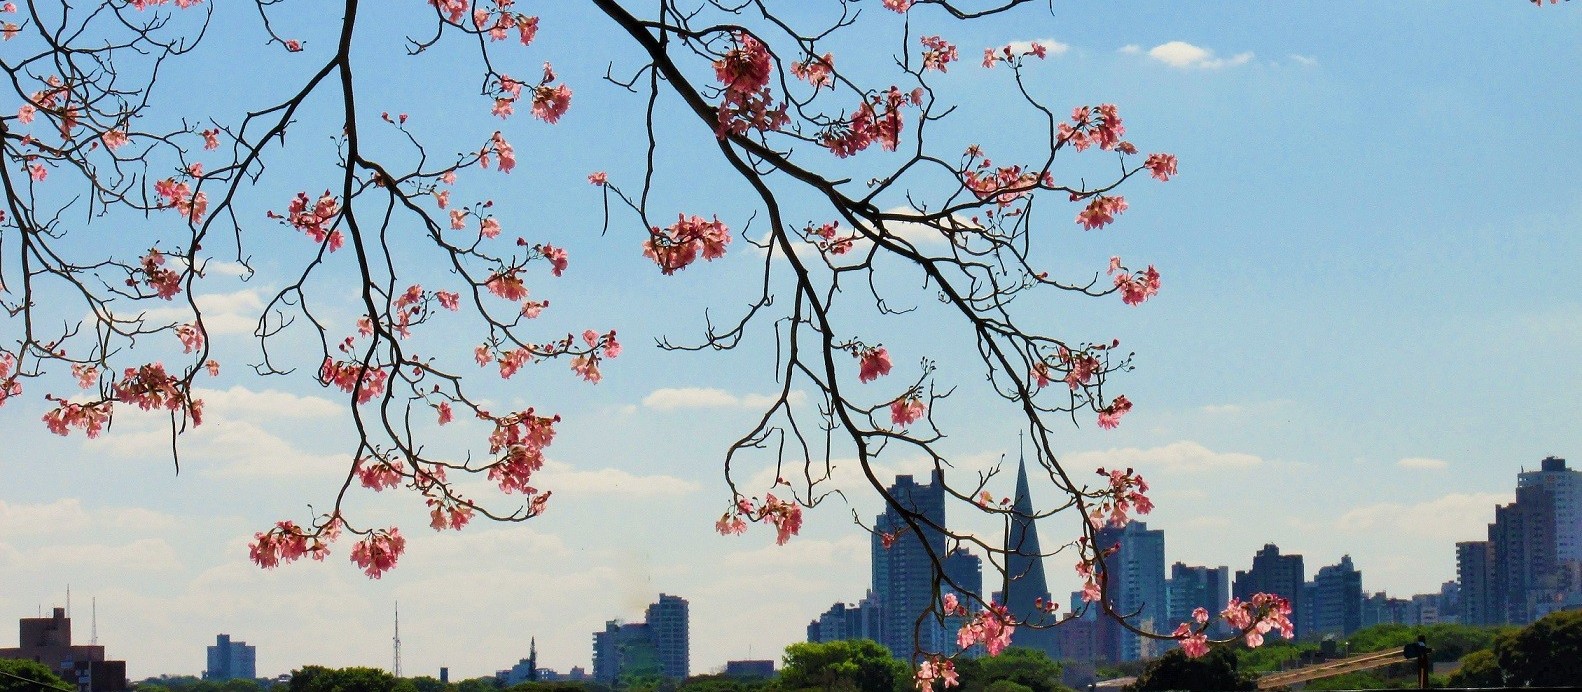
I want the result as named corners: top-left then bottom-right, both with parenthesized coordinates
top-left (66, 585), bottom-right (71, 619)
top-left (92, 598), bottom-right (98, 645)
top-left (392, 602), bottom-right (402, 678)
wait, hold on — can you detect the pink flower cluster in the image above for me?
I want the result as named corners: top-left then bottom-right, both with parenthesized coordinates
top-left (114, 363), bottom-right (194, 423)
top-left (485, 409), bottom-right (559, 494)
top-left (807, 221), bottom-right (854, 255)
top-left (1096, 394), bottom-right (1133, 430)
top-left (1113, 265), bottom-right (1161, 306)
top-left (136, 249), bottom-right (183, 300)
top-left (920, 36), bottom-right (958, 72)
top-left (427, 495), bottom-right (475, 532)
top-left (1060, 104), bottom-right (1126, 152)
top-left (643, 214), bottom-right (731, 274)
top-left (856, 346), bottom-right (892, 382)
top-left (0, 353), bottom-right (21, 407)
top-left (1144, 153), bottom-right (1178, 181)
top-left (355, 456), bottom-right (404, 491)
top-left (471, 5), bottom-right (538, 45)
top-left (1075, 195), bottom-right (1127, 231)
top-left (715, 494), bottom-right (804, 545)
top-left (318, 359), bottom-right (388, 404)
top-left (41, 397), bottom-right (110, 438)
top-left (1088, 466), bottom-right (1152, 529)
top-left (963, 156), bottom-right (1049, 207)
top-left (269, 191), bottom-right (344, 252)
top-left (480, 131), bottom-right (516, 173)
top-left (249, 519), bottom-right (335, 569)
top-left (349, 528), bottom-right (406, 579)
top-left (914, 657), bottom-right (959, 690)
top-left (128, 0), bottom-right (203, 10)
top-left (883, 0), bottom-right (913, 12)
top-left (175, 323), bottom-right (205, 353)
top-left (1222, 593), bottom-right (1295, 648)
top-left (890, 394), bottom-right (926, 427)
top-left (154, 177), bottom-right (208, 223)
top-left (955, 601), bottom-right (1015, 656)
top-left (790, 54), bottom-right (835, 90)
top-left (530, 63), bottom-right (572, 124)
top-left (713, 33), bottom-right (788, 138)
top-left (821, 87), bottom-right (914, 157)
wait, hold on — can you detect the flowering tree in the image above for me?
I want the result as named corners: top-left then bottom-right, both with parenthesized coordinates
top-left (25, 0), bottom-right (1548, 680)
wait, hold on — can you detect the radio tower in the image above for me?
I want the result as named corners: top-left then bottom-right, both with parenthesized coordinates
top-left (392, 602), bottom-right (403, 678)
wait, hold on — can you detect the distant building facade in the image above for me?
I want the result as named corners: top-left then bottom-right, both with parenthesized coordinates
top-left (0, 607), bottom-right (128, 692)
top-left (204, 634), bottom-right (256, 681)
top-left (1234, 544), bottom-right (1305, 638)
top-left (872, 471), bottom-right (948, 659)
top-left (591, 594), bottom-right (689, 684)
top-left (1093, 521), bottom-right (1166, 661)
top-left (723, 660), bottom-right (775, 678)
top-left (1000, 457), bottom-right (1060, 660)
top-left (1166, 563), bottom-right (1230, 638)
top-left (1307, 555), bottom-right (1363, 637)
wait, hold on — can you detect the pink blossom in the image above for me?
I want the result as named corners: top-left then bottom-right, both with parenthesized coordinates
top-left (355, 456), bottom-right (404, 491)
top-left (1144, 153), bottom-right (1178, 181)
top-left (102, 129), bottom-right (129, 150)
top-left (71, 364), bottom-right (98, 389)
top-left (532, 84), bottom-right (572, 124)
top-left (790, 54), bottom-right (835, 89)
top-left (643, 214), bottom-right (731, 274)
top-left (588, 171), bottom-right (607, 186)
top-left (539, 244), bottom-right (568, 276)
top-left (283, 39), bottom-right (302, 52)
top-left (1075, 195), bottom-right (1127, 230)
top-left (883, 0), bottom-right (912, 12)
top-left (349, 528), bottom-right (406, 579)
top-left (857, 347), bottom-right (892, 382)
top-left (713, 33), bottom-right (773, 95)
top-left (1173, 623), bottom-right (1210, 658)
top-left (480, 216), bottom-right (502, 238)
top-left (921, 36), bottom-right (958, 72)
top-left (570, 355), bottom-right (601, 383)
top-left (175, 323), bottom-right (205, 353)
top-left (200, 129), bottom-right (219, 150)
top-left (1096, 394), bottom-right (1133, 429)
top-left (890, 395), bottom-right (926, 427)
top-left (435, 291), bottom-right (460, 311)
top-left (437, 401), bottom-right (454, 425)
top-left (486, 272), bottom-right (529, 301)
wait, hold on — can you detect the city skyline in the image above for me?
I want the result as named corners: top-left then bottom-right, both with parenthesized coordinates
top-left (3, 1), bottom-right (1579, 682)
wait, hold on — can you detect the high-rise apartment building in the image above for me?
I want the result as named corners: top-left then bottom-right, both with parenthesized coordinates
top-left (204, 634), bottom-right (257, 680)
top-left (1166, 563), bottom-right (1230, 638)
top-left (872, 470), bottom-right (947, 658)
top-left (1518, 457), bottom-right (1580, 564)
top-left (1491, 483), bottom-right (1557, 624)
top-left (1308, 555), bottom-right (1363, 637)
top-left (1093, 521), bottom-right (1166, 661)
top-left (1233, 544), bottom-right (1305, 638)
top-left (646, 594), bottom-right (689, 680)
top-left (591, 594), bottom-right (689, 684)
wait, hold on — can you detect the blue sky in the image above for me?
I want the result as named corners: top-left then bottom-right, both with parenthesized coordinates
top-left (1, 0), bottom-right (1579, 681)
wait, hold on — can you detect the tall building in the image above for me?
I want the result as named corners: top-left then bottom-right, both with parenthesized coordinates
top-left (1518, 457), bottom-right (1581, 564)
top-left (1491, 483), bottom-right (1558, 624)
top-left (1166, 563), bottom-right (1230, 638)
top-left (1093, 521), bottom-right (1166, 661)
top-left (807, 592), bottom-right (882, 644)
top-left (1456, 541), bottom-right (1495, 625)
top-left (646, 594), bottom-right (689, 680)
top-left (204, 634), bottom-right (257, 681)
top-left (0, 607), bottom-right (128, 692)
top-left (1001, 456), bottom-right (1059, 659)
top-left (591, 594), bottom-right (689, 684)
top-left (1233, 544), bottom-right (1305, 638)
top-left (1308, 556), bottom-right (1364, 637)
top-left (872, 470), bottom-right (947, 659)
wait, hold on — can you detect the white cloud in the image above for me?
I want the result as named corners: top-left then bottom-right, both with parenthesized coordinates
top-left (1199, 404), bottom-right (1244, 415)
top-left (642, 387), bottom-right (806, 411)
top-left (1397, 457), bottom-right (1449, 470)
top-left (1333, 493), bottom-right (1508, 542)
top-left (193, 386), bottom-right (341, 419)
top-left (1118, 44), bottom-right (1141, 55)
top-left (135, 288), bottom-right (266, 336)
top-left (1144, 41), bottom-right (1253, 69)
top-left (1061, 440), bottom-right (1263, 474)
top-left (1288, 53), bottom-right (1318, 66)
top-left (535, 460), bottom-right (701, 497)
top-left (85, 417), bottom-right (350, 479)
top-left (1005, 39), bottom-right (1070, 58)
